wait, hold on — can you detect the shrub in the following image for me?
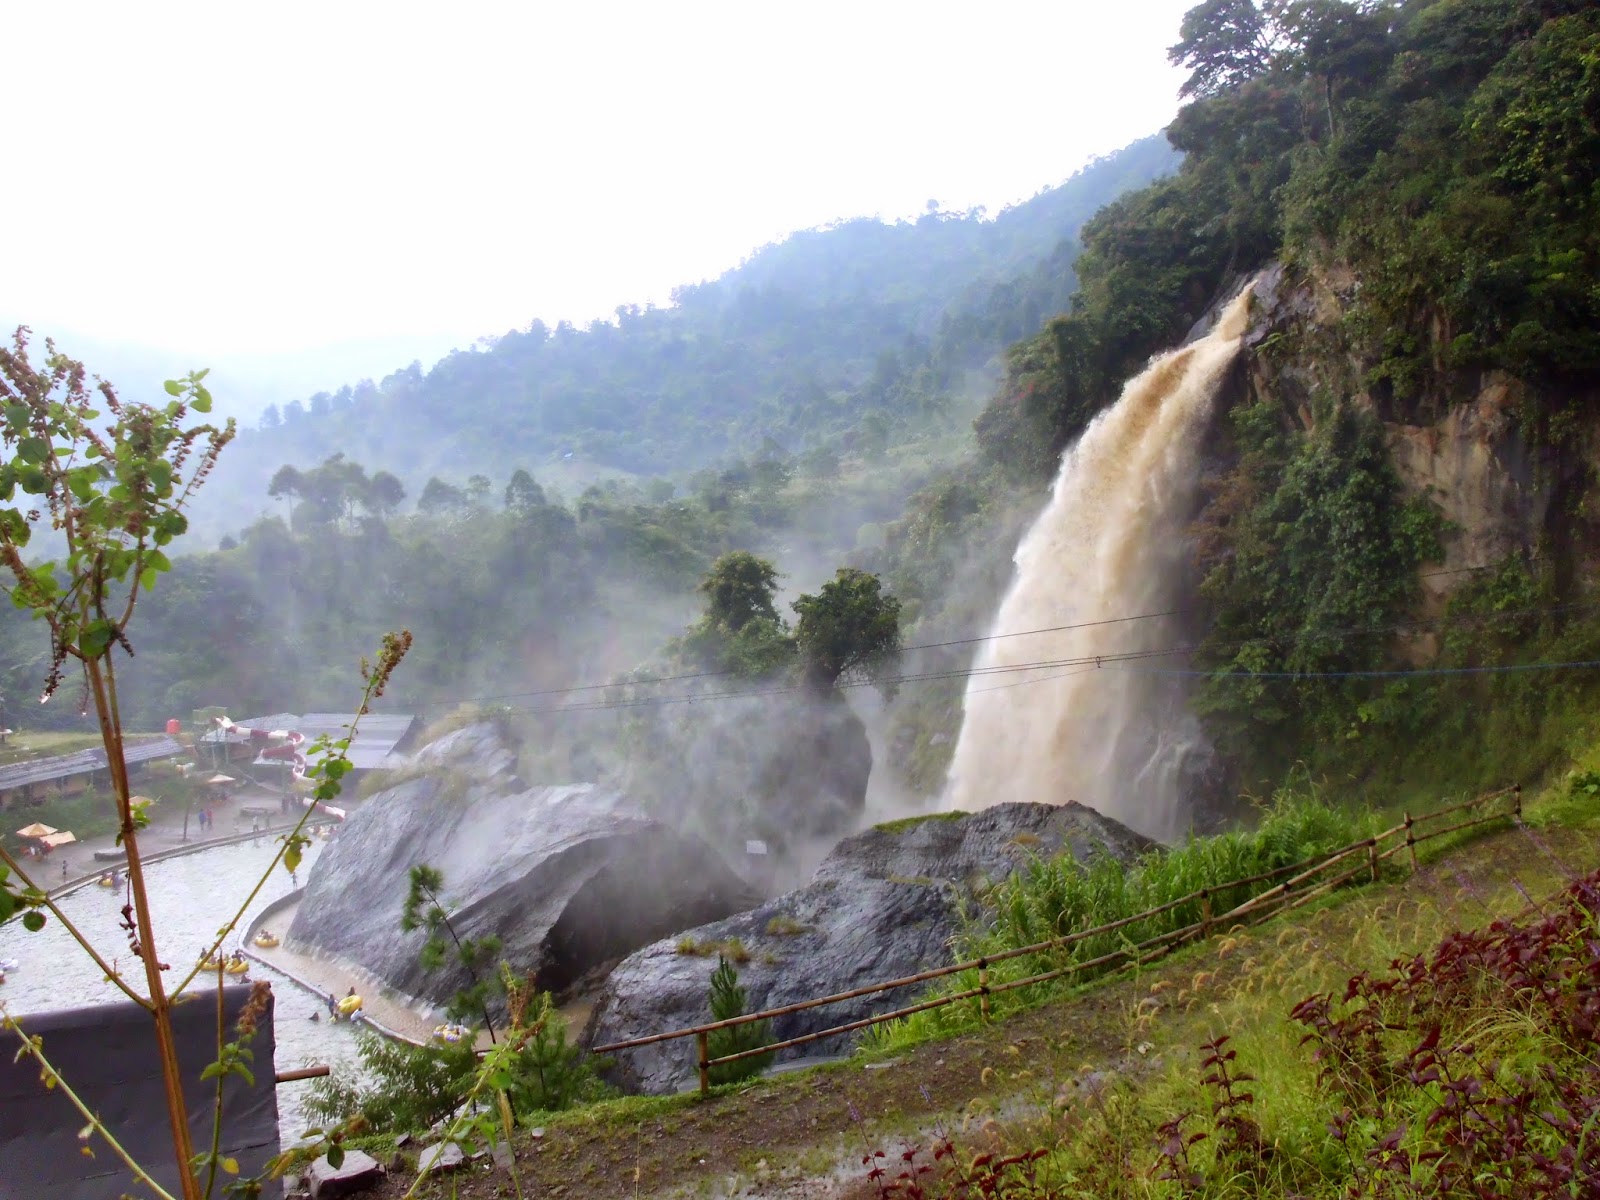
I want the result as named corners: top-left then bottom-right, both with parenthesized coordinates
top-left (304, 1032), bottom-right (478, 1135)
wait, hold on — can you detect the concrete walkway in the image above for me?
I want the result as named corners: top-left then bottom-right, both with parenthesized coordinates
top-left (19, 781), bottom-right (326, 896)
top-left (249, 897), bottom-right (453, 1045)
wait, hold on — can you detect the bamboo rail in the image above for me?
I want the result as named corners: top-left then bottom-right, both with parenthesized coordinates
top-left (273, 1065), bottom-right (330, 1085)
top-left (595, 786), bottom-right (1517, 1093)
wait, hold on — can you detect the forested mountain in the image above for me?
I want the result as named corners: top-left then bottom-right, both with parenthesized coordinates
top-left (875, 0), bottom-right (1600, 803)
top-left (7, 0), bottom-right (1597, 822)
top-left (198, 137), bottom-right (1176, 539)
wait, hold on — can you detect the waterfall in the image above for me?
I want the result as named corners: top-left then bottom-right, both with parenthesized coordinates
top-left (944, 283), bottom-right (1257, 842)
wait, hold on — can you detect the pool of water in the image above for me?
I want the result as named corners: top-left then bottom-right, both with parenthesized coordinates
top-left (0, 836), bottom-right (370, 1144)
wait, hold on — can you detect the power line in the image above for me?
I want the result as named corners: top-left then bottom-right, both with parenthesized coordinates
top-left (481, 595), bottom-right (1600, 717)
top-left (1114, 658), bottom-right (1600, 681)
top-left (433, 565), bottom-right (1506, 708)
top-left (440, 608), bottom-right (1188, 705)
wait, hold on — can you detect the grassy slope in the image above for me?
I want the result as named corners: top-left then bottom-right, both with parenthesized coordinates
top-left (355, 771), bottom-right (1599, 1199)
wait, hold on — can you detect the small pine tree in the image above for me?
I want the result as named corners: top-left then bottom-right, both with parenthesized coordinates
top-left (706, 954), bottom-right (774, 1085)
top-left (401, 863), bottom-right (503, 1041)
top-left (505, 987), bottom-right (608, 1113)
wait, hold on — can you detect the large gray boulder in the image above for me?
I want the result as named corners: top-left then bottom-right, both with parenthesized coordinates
top-left (288, 722), bottom-right (759, 1002)
top-left (584, 801), bottom-right (1153, 1093)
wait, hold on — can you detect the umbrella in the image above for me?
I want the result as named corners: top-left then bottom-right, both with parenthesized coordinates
top-left (205, 774), bottom-right (236, 785)
top-left (14, 822), bottom-right (57, 839)
top-left (39, 831), bottom-right (76, 848)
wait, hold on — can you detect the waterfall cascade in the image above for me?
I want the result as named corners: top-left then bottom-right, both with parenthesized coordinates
top-left (944, 283), bottom-right (1257, 842)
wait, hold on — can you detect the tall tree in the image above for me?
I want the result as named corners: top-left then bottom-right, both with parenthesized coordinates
top-left (1170, 0), bottom-right (1279, 98)
top-left (365, 469), bottom-right (406, 520)
top-left (791, 568), bottom-right (901, 694)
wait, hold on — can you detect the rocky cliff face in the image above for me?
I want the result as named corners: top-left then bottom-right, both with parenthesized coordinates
top-left (584, 801), bottom-right (1153, 1094)
top-left (288, 722), bottom-right (759, 1005)
top-left (1239, 263), bottom-right (1581, 602)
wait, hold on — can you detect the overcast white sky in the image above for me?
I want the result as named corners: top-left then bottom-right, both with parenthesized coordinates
top-left (6, 1), bottom-right (1194, 381)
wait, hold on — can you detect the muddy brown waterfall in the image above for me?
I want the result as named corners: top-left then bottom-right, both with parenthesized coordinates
top-left (944, 282), bottom-right (1257, 842)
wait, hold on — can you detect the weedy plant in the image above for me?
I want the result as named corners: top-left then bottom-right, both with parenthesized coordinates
top-left (0, 328), bottom-right (412, 1198)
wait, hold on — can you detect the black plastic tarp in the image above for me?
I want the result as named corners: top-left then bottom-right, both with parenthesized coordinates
top-left (0, 984), bottom-right (279, 1199)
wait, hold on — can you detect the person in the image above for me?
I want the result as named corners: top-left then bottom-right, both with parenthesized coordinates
top-left (60, 859), bottom-right (68, 878)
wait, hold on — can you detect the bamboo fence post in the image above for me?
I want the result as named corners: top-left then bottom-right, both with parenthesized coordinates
top-left (977, 958), bottom-right (990, 1020)
top-left (1404, 814), bottom-right (1418, 874)
top-left (696, 1030), bottom-right (710, 1097)
top-left (1199, 889), bottom-right (1213, 939)
top-left (1368, 838), bottom-right (1380, 883)
top-left (1514, 783), bottom-right (1522, 820)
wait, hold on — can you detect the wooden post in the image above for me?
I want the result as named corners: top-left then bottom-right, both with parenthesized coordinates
top-left (1199, 889), bottom-right (1213, 939)
top-left (1514, 783), bottom-right (1522, 820)
top-left (696, 1030), bottom-right (710, 1097)
top-left (1368, 838), bottom-right (1380, 883)
top-left (977, 958), bottom-right (990, 1020)
top-left (1404, 814), bottom-right (1418, 874)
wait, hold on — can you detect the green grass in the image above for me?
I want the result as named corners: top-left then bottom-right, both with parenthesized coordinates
top-left (960, 820), bottom-right (1599, 1199)
top-left (0, 730), bottom-right (165, 767)
top-left (864, 782), bottom-right (1380, 1054)
top-left (872, 810), bottom-right (968, 834)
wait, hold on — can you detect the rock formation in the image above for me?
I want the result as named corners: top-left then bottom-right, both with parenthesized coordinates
top-left (584, 801), bottom-right (1153, 1093)
top-left (287, 722), bottom-right (759, 1005)
top-left (1241, 262), bottom-right (1559, 596)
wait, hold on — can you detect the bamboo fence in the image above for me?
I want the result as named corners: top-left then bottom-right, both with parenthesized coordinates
top-left (592, 784), bottom-right (1521, 1095)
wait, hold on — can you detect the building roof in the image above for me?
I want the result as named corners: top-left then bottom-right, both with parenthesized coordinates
top-left (0, 737), bottom-right (184, 792)
top-left (209, 712), bottom-right (420, 772)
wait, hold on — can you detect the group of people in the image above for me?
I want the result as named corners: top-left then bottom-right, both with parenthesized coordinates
top-left (196, 808), bottom-right (216, 832)
top-left (312, 987), bottom-right (360, 1022)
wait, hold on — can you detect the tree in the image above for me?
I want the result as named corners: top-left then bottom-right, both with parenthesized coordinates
top-left (400, 864), bottom-right (501, 1042)
top-left (791, 568), bottom-right (901, 694)
top-left (699, 551), bottom-right (781, 633)
top-left (266, 463), bottom-right (303, 503)
top-left (705, 955), bottom-right (772, 1085)
top-left (365, 469), bottom-right (406, 520)
top-left (1169, 0), bottom-right (1279, 99)
top-left (679, 552), bottom-right (794, 677)
top-left (259, 402), bottom-right (281, 429)
top-left (418, 476), bottom-right (466, 517)
top-left (504, 467), bottom-right (546, 513)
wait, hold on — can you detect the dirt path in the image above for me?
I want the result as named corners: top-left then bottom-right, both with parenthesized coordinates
top-left (359, 819), bottom-right (1599, 1199)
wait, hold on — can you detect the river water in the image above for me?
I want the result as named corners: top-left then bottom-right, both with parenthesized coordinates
top-left (0, 836), bottom-right (369, 1144)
